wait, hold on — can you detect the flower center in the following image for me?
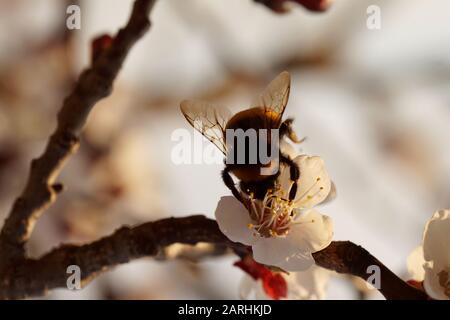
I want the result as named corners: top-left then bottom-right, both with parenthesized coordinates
top-left (245, 188), bottom-right (309, 238)
top-left (438, 269), bottom-right (450, 298)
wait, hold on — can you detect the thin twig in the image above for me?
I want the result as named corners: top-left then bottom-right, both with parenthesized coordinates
top-left (0, 0), bottom-right (157, 267)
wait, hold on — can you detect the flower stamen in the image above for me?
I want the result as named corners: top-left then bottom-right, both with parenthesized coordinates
top-left (294, 176), bottom-right (325, 207)
top-left (245, 185), bottom-right (300, 238)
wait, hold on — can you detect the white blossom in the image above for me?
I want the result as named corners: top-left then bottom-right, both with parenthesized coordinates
top-left (215, 155), bottom-right (334, 271)
top-left (407, 210), bottom-right (450, 300)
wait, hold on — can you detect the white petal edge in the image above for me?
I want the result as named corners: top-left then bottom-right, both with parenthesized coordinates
top-left (280, 139), bottom-right (301, 160)
top-left (238, 275), bottom-right (255, 300)
top-left (321, 181), bottom-right (337, 205)
top-left (406, 245), bottom-right (425, 281)
top-left (251, 236), bottom-right (299, 269)
top-left (215, 196), bottom-right (256, 246)
top-left (254, 281), bottom-right (271, 300)
top-left (422, 210), bottom-right (450, 266)
top-left (288, 265), bottom-right (331, 300)
top-left (286, 209), bottom-right (334, 253)
top-left (251, 210), bottom-right (333, 272)
top-left (293, 156), bottom-right (332, 209)
top-left (277, 251), bottom-right (316, 272)
top-left (423, 262), bottom-right (450, 300)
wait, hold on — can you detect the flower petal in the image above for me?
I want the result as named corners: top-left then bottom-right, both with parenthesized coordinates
top-left (293, 156), bottom-right (331, 208)
top-left (280, 140), bottom-right (301, 159)
top-left (215, 196), bottom-right (256, 246)
top-left (276, 155), bottom-right (331, 207)
top-left (277, 251), bottom-right (316, 272)
top-left (238, 275), bottom-right (255, 300)
top-left (287, 265), bottom-right (331, 300)
top-left (407, 246), bottom-right (426, 281)
top-left (254, 281), bottom-right (271, 300)
top-left (423, 210), bottom-right (450, 266)
top-left (252, 209), bottom-right (333, 272)
top-left (286, 209), bottom-right (334, 253)
top-left (252, 236), bottom-right (316, 271)
top-left (423, 262), bottom-right (450, 300)
top-left (238, 275), bottom-right (271, 300)
top-left (251, 241), bottom-right (313, 272)
top-left (321, 181), bottom-right (337, 205)
top-left (252, 236), bottom-right (299, 268)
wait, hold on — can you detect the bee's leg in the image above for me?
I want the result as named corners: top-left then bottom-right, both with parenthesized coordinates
top-left (280, 118), bottom-right (303, 143)
top-left (222, 167), bottom-right (245, 205)
top-left (241, 178), bottom-right (275, 200)
top-left (279, 153), bottom-right (300, 201)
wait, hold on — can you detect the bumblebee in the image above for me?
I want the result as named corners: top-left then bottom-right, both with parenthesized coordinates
top-left (180, 71), bottom-right (301, 204)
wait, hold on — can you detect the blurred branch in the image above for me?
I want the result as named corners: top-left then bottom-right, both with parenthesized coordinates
top-left (255, 0), bottom-right (332, 13)
top-left (0, 0), bottom-right (157, 267)
top-left (0, 215), bottom-right (427, 300)
top-left (156, 242), bottom-right (231, 262)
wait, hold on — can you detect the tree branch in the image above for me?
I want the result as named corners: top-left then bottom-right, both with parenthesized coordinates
top-left (312, 241), bottom-right (428, 300)
top-left (0, 0), bottom-right (157, 266)
top-left (0, 216), bottom-right (231, 299)
top-left (0, 215), bottom-right (427, 300)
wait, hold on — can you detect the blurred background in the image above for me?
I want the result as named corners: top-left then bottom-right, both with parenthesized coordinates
top-left (1, 0), bottom-right (450, 299)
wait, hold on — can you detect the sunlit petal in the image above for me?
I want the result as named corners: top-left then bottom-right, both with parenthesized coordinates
top-left (215, 196), bottom-right (256, 246)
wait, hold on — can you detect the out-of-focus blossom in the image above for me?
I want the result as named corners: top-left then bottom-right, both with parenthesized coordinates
top-left (407, 210), bottom-right (450, 300)
top-left (215, 155), bottom-right (333, 271)
top-left (407, 246), bottom-right (425, 282)
top-left (235, 257), bottom-right (287, 300)
top-left (286, 265), bottom-right (330, 299)
top-left (237, 257), bottom-right (330, 300)
top-left (255, 0), bottom-right (333, 13)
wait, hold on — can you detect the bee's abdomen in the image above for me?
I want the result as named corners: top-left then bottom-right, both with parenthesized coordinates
top-left (224, 107), bottom-right (280, 182)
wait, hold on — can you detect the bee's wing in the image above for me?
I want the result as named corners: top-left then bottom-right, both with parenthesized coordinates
top-left (252, 71), bottom-right (291, 128)
top-left (180, 100), bottom-right (231, 156)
